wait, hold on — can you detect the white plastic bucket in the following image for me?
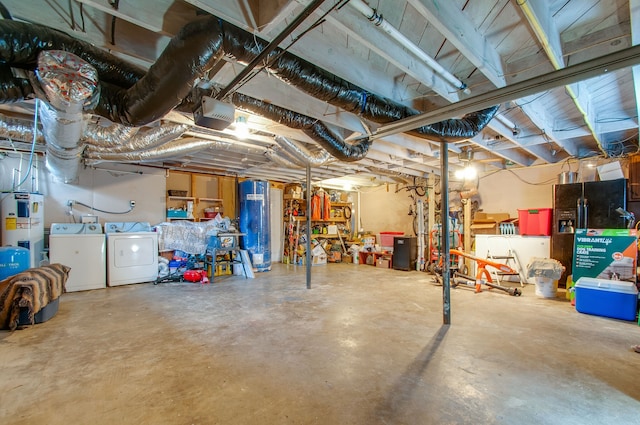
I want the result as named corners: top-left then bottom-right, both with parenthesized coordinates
top-left (535, 276), bottom-right (558, 298)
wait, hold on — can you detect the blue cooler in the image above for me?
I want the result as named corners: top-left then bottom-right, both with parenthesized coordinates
top-left (575, 277), bottom-right (638, 321)
top-left (0, 246), bottom-right (31, 280)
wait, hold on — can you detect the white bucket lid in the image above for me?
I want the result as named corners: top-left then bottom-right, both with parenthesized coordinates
top-left (575, 277), bottom-right (639, 295)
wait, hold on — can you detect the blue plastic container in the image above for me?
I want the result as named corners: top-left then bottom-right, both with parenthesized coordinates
top-left (238, 180), bottom-right (271, 272)
top-left (575, 277), bottom-right (638, 321)
top-left (0, 246), bottom-right (31, 280)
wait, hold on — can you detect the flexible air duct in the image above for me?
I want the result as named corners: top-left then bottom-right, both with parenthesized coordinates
top-left (0, 64), bottom-right (34, 102)
top-left (83, 137), bottom-right (221, 164)
top-left (264, 149), bottom-right (304, 168)
top-left (0, 15), bottom-right (498, 162)
top-left (0, 113), bottom-right (44, 143)
top-left (83, 122), bottom-right (139, 147)
top-left (36, 50), bottom-right (98, 182)
top-left (274, 135), bottom-right (332, 166)
top-left (85, 123), bottom-right (189, 153)
top-left (232, 92), bottom-right (370, 161)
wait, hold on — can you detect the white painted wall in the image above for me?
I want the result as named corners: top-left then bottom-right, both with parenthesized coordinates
top-left (359, 185), bottom-right (417, 238)
top-left (356, 158), bottom-right (630, 236)
top-left (1, 149), bottom-right (629, 249)
top-left (0, 152), bottom-right (165, 227)
top-left (476, 164), bottom-right (560, 217)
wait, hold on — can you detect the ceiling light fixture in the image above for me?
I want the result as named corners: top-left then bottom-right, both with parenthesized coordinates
top-left (234, 116), bottom-right (249, 139)
top-left (455, 164), bottom-right (476, 180)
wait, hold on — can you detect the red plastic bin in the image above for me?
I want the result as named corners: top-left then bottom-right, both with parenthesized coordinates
top-left (518, 208), bottom-right (552, 236)
top-left (379, 231), bottom-right (404, 247)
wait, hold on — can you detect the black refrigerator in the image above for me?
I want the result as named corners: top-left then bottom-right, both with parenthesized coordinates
top-left (551, 178), bottom-right (628, 285)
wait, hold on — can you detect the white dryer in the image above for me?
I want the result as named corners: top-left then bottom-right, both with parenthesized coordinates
top-left (49, 223), bottom-right (106, 292)
top-left (105, 222), bottom-right (158, 286)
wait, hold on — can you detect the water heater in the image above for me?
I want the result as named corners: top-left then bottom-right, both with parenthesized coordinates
top-left (238, 180), bottom-right (271, 272)
top-left (1, 192), bottom-right (45, 268)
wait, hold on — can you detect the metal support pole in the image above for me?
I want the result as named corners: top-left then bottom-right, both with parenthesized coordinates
top-left (463, 199), bottom-right (472, 274)
top-left (428, 184), bottom-right (435, 268)
top-left (440, 142), bottom-right (451, 325)
top-left (306, 163), bottom-right (312, 289)
top-left (416, 199), bottom-right (425, 271)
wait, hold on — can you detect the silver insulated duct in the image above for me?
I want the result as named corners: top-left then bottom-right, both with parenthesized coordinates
top-left (0, 15), bottom-right (499, 168)
top-left (84, 123), bottom-right (189, 153)
top-left (274, 135), bottom-right (333, 166)
top-left (0, 113), bottom-right (44, 144)
top-left (84, 137), bottom-right (222, 164)
top-left (36, 50), bottom-right (98, 183)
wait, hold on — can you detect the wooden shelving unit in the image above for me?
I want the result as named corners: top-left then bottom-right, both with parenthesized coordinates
top-left (166, 171), bottom-right (234, 221)
top-left (282, 191), bottom-right (352, 264)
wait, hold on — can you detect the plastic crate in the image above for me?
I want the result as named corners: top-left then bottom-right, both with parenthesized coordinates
top-left (167, 209), bottom-right (188, 218)
top-left (379, 231), bottom-right (404, 247)
top-left (517, 208), bottom-right (552, 236)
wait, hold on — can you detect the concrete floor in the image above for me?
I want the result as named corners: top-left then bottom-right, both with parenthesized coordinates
top-left (1, 263), bottom-right (640, 424)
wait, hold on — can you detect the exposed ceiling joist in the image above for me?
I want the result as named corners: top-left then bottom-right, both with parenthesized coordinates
top-left (321, 4), bottom-right (460, 103)
top-left (631, 0), bottom-right (640, 140)
top-left (517, 0), bottom-right (606, 156)
top-left (406, 0), bottom-right (506, 88)
top-left (370, 43), bottom-right (640, 141)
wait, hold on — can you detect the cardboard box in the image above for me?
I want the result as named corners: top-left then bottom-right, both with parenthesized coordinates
top-left (471, 212), bottom-right (512, 235)
top-left (575, 277), bottom-right (638, 321)
top-left (597, 161), bottom-right (624, 181)
top-left (328, 251), bottom-right (342, 263)
top-left (311, 243), bottom-right (326, 257)
top-left (572, 229), bottom-right (638, 284)
top-left (376, 258), bottom-right (391, 268)
top-left (342, 254), bottom-right (353, 264)
top-left (312, 253), bottom-right (327, 266)
top-left (159, 250), bottom-right (175, 261)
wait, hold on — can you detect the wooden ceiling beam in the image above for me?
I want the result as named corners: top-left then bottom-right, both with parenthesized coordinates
top-left (321, 4), bottom-right (460, 103)
top-left (630, 0), bottom-right (640, 142)
top-left (518, 0), bottom-right (606, 156)
top-left (406, 0), bottom-right (506, 89)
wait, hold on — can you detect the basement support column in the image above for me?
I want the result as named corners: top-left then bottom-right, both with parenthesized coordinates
top-left (306, 163), bottom-right (312, 289)
top-left (440, 141), bottom-right (451, 324)
top-left (463, 199), bottom-right (472, 274)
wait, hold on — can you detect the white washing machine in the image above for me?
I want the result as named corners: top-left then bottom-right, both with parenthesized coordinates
top-left (105, 222), bottom-right (158, 286)
top-left (49, 223), bottom-right (106, 292)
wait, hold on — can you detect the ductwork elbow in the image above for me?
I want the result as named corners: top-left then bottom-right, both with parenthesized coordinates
top-left (274, 135), bottom-right (333, 166)
top-left (264, 148), bottom-right (304, 168)
top-left (233, 93), bottom-right (371, 162)
top-left (36, 50), bottom-right (99, 183)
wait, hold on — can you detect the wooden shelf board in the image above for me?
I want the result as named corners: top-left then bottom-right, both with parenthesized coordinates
top-left (284, 217), bottom-right (346, 222)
